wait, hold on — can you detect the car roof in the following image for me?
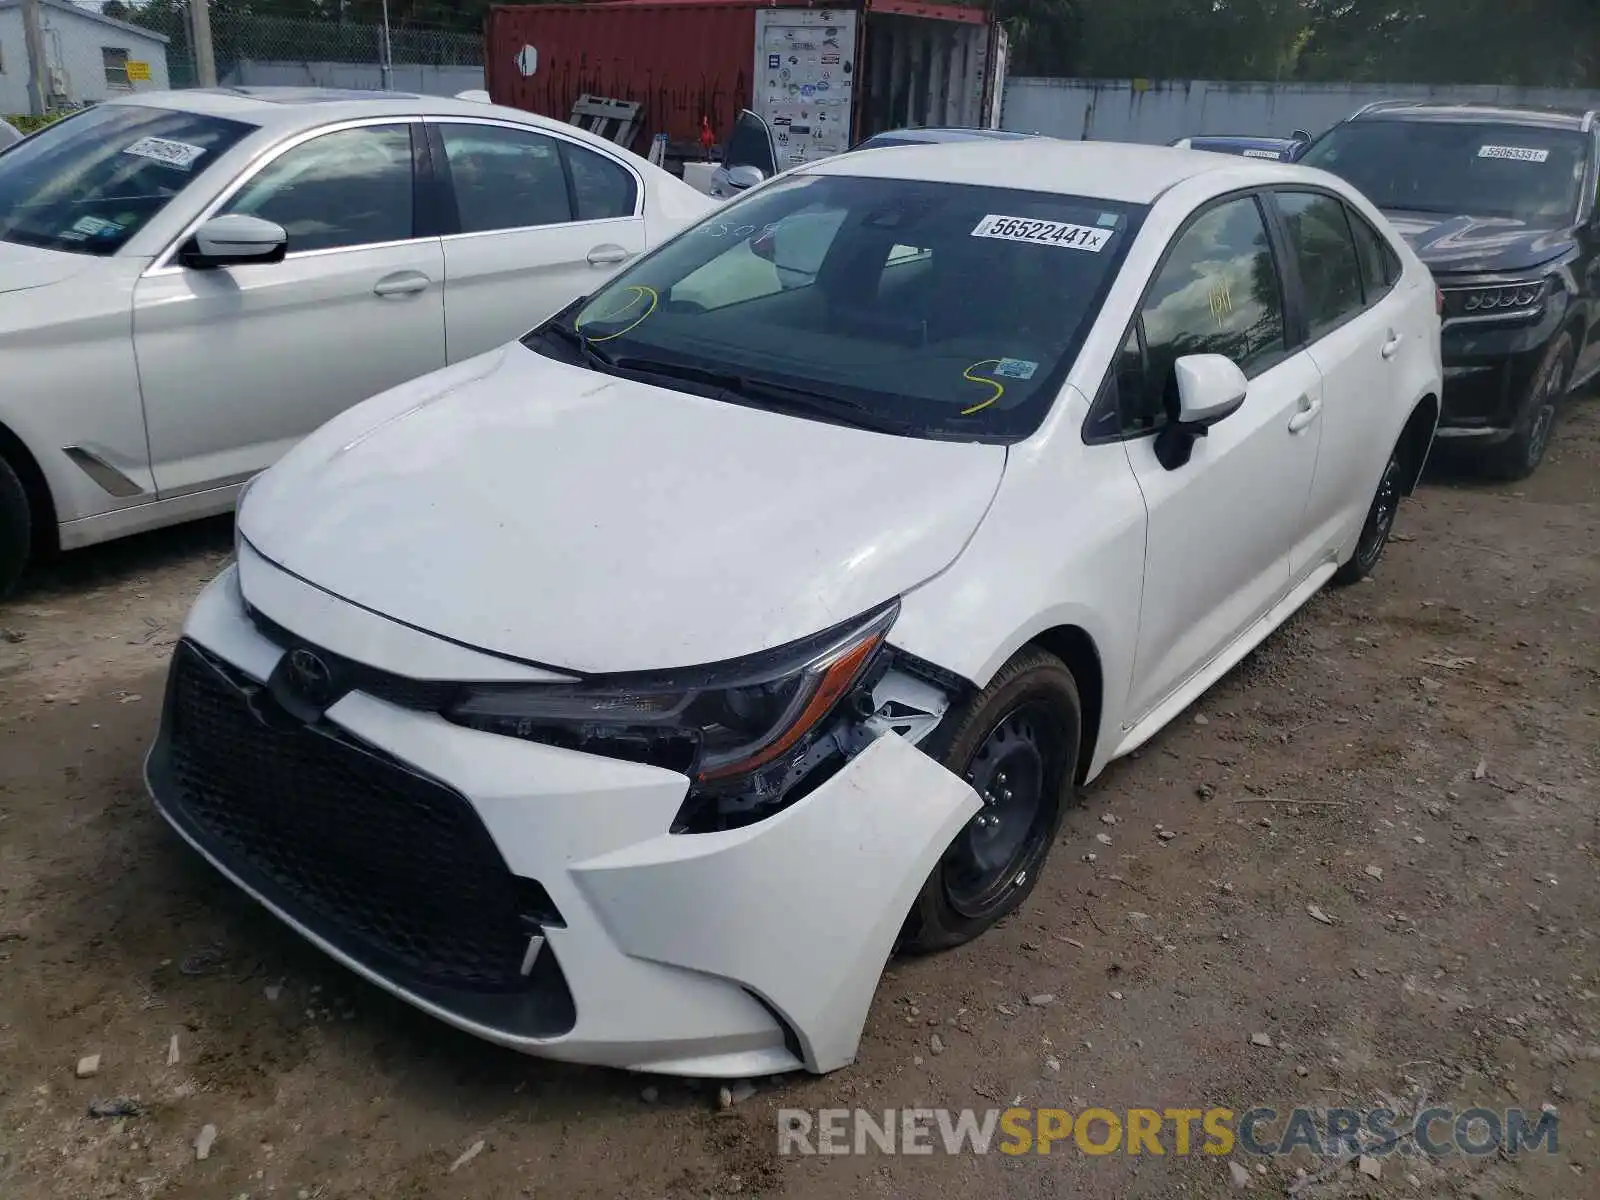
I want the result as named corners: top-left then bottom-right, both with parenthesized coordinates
top-left (863, 127), bottom-right (1037, 144)
top-left (1187, 135), bottom-right (1296, 147)
top-left (807, 138), bottom-right (1300, 204)
top-left (1351, 101), bottom-right (1593, 131)
top-left (103, 86), bottom-right (568, 134)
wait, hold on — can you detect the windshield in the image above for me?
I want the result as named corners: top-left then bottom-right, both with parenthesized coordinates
top-left (537, 173), bottom-right (1144, 441)
top-left (1299, 120), bottom-right (1590, 223)
top-left (0, 104), bottom-right (254, 256)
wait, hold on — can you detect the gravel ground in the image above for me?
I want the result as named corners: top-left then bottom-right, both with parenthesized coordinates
top-left (2, 399), bottom-right (1597, 1200)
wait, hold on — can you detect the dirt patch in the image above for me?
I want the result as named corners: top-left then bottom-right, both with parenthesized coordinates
top-left (2, 402), bottom-right (1597, 1199)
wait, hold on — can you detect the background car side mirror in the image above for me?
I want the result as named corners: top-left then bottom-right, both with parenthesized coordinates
top-left (725, 164), bottom-right (766, 192)
top-left (1154, 354), bottom-right (1248, 470)
top-left (181, 214), bottom-right (288, 270)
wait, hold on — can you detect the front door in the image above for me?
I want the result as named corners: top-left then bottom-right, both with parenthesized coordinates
top-left (430, 120), bottom-right (648, 360)
top-left (134, 120), bottom-right (446, 496)
top-left (1119, 194), bottom-right (1324, 723)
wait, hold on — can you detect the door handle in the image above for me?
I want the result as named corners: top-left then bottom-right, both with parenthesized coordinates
top-left (1287, 395), bottom-right (1322, 434)
top-left (1381, 332), bottom-right (1404, 359)
top-left (373, 271), bottom-right (431, 298)
top-left (587, 244), bottom-right (633, 267)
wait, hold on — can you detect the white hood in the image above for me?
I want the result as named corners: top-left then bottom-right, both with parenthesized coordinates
top-left (0, 240), bottom-right (94, 294)
top-left (240, 343), bottom-right (1007, 673)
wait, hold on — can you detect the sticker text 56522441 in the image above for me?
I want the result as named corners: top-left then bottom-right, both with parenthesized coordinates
top-left (1478, 144), bottom-right (1550, 164)
top-left (971, 214), bottom-right (1113, 252)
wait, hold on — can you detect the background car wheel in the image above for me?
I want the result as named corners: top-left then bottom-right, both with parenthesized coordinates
top-left (1481, 333), bottom-right (1573, 482)
top-left (0, 455), bottom-right (31, 601)
top-left (899, 646), bottom-right (1081, 953)
top-left (1333, 447), bottom-right (1403, 587)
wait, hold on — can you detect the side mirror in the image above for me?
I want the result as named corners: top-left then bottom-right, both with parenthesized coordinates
top-left (1292, 129), bottom-right (1311, 143)
top-left (726, 164), bottom-right (766, 192)
top-left (181, 214), bottom-right (288, 269)
top-left (1154, 354), bottom-right (1248, 470)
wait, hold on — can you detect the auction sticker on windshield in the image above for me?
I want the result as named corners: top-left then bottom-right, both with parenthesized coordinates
top-left (971, 214), bottom-right (1112, 252)
top-left (1478, 145), bottom-right (1550, 164)
top-left (123, 136), bottom-right (207, 170)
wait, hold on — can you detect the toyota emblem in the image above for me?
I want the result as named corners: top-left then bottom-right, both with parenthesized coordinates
top-left (285, 648), bottom-right (335, 705)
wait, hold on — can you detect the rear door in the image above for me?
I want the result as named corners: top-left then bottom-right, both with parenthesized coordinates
top-left (1268, 188), bottom-right (1410, 577)
top-left (429, 118), bottom-right (647, 359)
top-left (134, 119), bottom-right (447, 496)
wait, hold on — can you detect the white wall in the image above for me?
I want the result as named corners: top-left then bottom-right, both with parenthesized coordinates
top-left (224, 59), bottom-right (483, 97)
top-left (1002, 78), bottom-right (1600, 145)
top-left (0, 6), bottom-right (168, 113)
top-left (0, 8), bottom-right (28, 113)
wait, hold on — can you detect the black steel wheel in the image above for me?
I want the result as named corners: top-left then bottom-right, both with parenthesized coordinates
top-left (1333, 449), bottom-right (1403, 586)
top-left (900, 647), bottom-right (1080, 952)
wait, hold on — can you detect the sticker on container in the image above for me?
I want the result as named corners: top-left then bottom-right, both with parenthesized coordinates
top-left (768, 54), bottom-right (781, 68)
top-left (992, 358), bottom-right (1038, 380)
top-left (971, 214), bottom-right (1112, 252)
top-left (1478, 144), bottom-right (1549, 163)
top-left (123, 136), bottom-right (207, 170)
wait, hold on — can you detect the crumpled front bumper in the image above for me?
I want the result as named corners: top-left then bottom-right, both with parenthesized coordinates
top-left (144, 561), bottom-right (981, 1077)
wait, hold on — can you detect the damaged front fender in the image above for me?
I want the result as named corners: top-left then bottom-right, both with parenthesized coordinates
top-left (569, 732), bottom-right (982, 1073)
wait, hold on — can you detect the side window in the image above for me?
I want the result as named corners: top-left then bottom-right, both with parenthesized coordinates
top-left (222, 124), bottom-right (414, 254)
top-left (1276, 191), bottom-right (1366, 338)
top-left (1136, 195), bottom-right (1287, 424)
top-left (563, 144), bottom-right (637, 221)
top-left (438, 123), bottom-right (572, 233)
top-left (1345, 204), bottom-right (1400, 301)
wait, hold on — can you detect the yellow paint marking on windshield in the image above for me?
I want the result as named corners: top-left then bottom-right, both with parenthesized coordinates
top-left (576, 285), bottom-right (660, 342)
top-left (961, 359), bottom-right (1006, 415)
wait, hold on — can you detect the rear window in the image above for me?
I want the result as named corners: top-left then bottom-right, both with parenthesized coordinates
top-left (1299, 119), bottom-right (1590, 223)
top-left (0, 104), bottom-right (253, 256)
top-left (551, 173), bottom-right (1145, 442)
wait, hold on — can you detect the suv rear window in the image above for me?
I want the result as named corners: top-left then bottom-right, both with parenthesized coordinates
top-left (1299, 119), bottom-right (1590, 223)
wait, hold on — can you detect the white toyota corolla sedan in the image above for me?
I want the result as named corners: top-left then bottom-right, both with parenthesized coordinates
top-left (146, 140), bottom-right (1442, 1079)
top-left (0, 87), bottom-right (713, 596)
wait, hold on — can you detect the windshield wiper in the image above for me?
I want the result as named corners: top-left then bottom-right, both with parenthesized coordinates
top-left (538, 321), bottom-right (615, 370)
top-left (611, 356), bottom-right (912, 435)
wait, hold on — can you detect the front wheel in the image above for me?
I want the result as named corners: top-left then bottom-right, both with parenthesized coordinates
top-left (1480, 333), bottom-right (1573, 481)
top-left (899, 647), bottom-right (1081, 953)
top-left (0, 455), bottom-right (31, 601)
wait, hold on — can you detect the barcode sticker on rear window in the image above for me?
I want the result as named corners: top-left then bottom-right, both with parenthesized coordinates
top-left (1478, 144), bottom-right (1550, 163)
top-left (123, 136), bottom-right (207, 170)
top-left (971, 214), bottom-right (1112, 252)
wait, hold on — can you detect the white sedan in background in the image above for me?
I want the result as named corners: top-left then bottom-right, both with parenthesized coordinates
top-left (147, 140), bottom-right (1441, 1078)
top-left (0, 87), bottom-right (714, 596)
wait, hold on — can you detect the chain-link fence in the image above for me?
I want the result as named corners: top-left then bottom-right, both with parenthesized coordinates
top-left (133, 11), bottom-right (482, 89)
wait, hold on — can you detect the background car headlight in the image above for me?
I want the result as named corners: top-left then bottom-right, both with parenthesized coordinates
top-left (445, 601), bottom-right (898, 786)
top-left (1451, 278), bottom-right (1549, 316)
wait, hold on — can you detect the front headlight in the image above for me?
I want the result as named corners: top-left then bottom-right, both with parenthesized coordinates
top-left (446, 601), bottom-right (898, 787)
top-left (1449, 277), bottom-right (1550, 317)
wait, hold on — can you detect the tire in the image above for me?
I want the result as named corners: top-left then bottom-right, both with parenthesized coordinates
top-left (0, 455), bottom-right (30, 602)
top-left (899, 646), bottom-right (1081, 953)
top-left (1333, 445), bottom-right (1403, 587)
top-left (1480, 333), bottom-right (1573, 482)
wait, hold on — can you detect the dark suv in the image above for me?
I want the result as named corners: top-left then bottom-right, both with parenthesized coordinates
top-left (1299, 101), bottom-right (1600, 477)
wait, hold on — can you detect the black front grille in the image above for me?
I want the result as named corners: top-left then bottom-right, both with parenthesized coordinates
top-left (245, 604), bottom-right (461, 712)
top-left (161, 640), bottom-right (536, 994)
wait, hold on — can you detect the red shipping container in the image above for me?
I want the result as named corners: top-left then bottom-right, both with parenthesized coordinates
top-left (485, 0), bottom-right (999, 159)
